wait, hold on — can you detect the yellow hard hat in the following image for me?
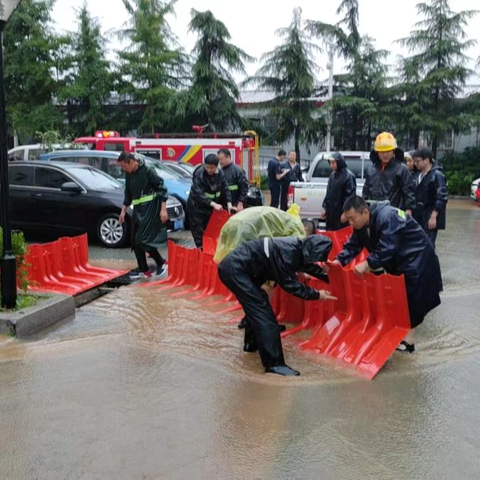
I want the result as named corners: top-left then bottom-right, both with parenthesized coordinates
top-left (374, 132), bottom-right (397, 152)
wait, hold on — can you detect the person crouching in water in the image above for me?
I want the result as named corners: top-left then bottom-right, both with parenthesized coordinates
top-left (218, 235), bottom-right (336, 376)
top-left (331, 196), bottom-right (443, 353)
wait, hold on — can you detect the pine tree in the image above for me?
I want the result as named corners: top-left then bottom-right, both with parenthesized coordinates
top-left (4, 0), bottom-right (65, 141)
top-left (60, 3), bottom-right (113, 135)
top-left (118, 0), bottom-right (186, 134)
top-left (308, 0), bottom-right (389, 150)
top-left (396, 0), bottom-right (478, 155)
top-left (183, 9), bottom-right (251, 131)
top-left (244, 7), bottom-right (321, 161)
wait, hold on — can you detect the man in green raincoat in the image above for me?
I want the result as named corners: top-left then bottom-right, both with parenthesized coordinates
top-left (118, 152), bottom-right (169, 280)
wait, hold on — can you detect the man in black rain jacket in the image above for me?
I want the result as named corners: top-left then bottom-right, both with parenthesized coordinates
top-left (280, 150), bottom-right (304, 211)
top-left (362, 132), bottom-right (415, 213)
top-left (118, 152), bottom-right (169, 279)
top-left (218, 235), bottom-right (336, 376)
top-left (321, 152), bottom-right (357, 230)
top-left (187, 154), bottom-right (232, 249)
top-left (332, 196), bottom-right (442, 353)
top-left (218, 148), bottom-right (249, 212)
top-left (412, 147), bottom-right (448, 248)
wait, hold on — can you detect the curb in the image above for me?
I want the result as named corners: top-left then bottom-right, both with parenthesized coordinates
top-left (0, 293), bottom-right (75, 337)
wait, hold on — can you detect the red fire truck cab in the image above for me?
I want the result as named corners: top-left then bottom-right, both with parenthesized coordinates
top-left (73, 130), bottom-right (260, 186)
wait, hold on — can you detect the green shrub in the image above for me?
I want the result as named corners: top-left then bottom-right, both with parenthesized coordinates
top-left (0, 229), bottom-right (30, 292)
top-left (260, 174), bottom-right (269, 190)
top-left (441, 147), bottom-right (480, 196)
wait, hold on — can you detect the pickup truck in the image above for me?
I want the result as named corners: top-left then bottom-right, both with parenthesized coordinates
top-left (288, 151), bottom-right (370, 219)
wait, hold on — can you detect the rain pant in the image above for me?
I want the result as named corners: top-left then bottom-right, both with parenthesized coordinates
top-left (218, 236), bottom-right (332, 368)
top-left (221, 162), bottom-right (249, 207)
top-left (362, 149), bottom-right (416, 211)
top-left (280, 161), bottom-right (303, 211)
top-left (213, 206), bottom-right (307, 263)
top-left (323, 158), bottom-right (357, 231)
top-left (413, 164), bottom-right (447, 247)
top-left (186, 165), bottom-right (232, 249)
top-left (337, 201), bottom-right (442, 328)
top-left (123, 159), bottom-right (168, 251)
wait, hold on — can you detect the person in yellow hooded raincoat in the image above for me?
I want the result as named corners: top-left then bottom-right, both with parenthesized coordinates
top-left (214, 205), bottom-right (317, 330)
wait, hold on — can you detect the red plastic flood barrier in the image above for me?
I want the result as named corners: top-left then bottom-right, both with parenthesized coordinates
top-left (299, 264), bottom-right (411, 379)
top-left (281, 277), bottom-right (336, 338)
top-left (202, 209), bottom-right (231, 256)
top-left (271, 287), bottom-right (305, 325)
top-left (26, 235), bottom-right (129, 296)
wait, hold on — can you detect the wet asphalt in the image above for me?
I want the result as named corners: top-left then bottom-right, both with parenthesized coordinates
top-left (0, 199), bottom-right (479, 479)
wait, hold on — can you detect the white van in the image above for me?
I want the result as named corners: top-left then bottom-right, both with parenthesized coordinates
top-left (8, 143), bottom-right (72, 161)
top-left (291, 151), bottom-right (370, 218)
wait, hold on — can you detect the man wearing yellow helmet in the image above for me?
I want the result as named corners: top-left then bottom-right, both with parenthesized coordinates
top-left (362, 132), bottom-right (415, 215)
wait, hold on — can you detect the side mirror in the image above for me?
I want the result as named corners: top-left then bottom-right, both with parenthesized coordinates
top-left (61, 182), bottom-right (82, 193)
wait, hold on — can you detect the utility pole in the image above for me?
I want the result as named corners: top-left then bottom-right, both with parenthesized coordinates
top-left (325, 45), bottom-right (334, 152)
top-left (0, 0), bottom-right (24, 309)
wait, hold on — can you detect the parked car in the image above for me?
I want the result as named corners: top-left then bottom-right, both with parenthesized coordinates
top-left (161, 160), bottom-right (194, 178)
top-left (39, 150), bottom-right (192, 211)
top-left (471, 178), bottom-right (480, 199)
top-left (8, 162), bottom-right (185, 248)
top-left (8, 143), bottom-right (74, 161)
top-left (162, 159), bottom-right (264, 207)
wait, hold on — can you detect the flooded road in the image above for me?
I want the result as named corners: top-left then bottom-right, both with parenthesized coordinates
top-left (2, 200), bottom-right (480, 479)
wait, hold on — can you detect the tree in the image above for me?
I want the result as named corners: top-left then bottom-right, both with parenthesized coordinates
top-left (118, 0), bottom-right (186, 134)
top-left (329, 37), bottom-right (390, 150)
top-left (4, 0), bottom-right (66, 142)
top-left (308, 0), bottom-right (389, 150)
top-left (307, 0), bottom-right (361, 61)
top-left (396, 0), bottom-right (478, 156)
top-left (244, 7), bottom-right (322, 161)
top-left (175, 9), bottom-right (252, 131)
top-left (60, 3), bottom-right (113, 135)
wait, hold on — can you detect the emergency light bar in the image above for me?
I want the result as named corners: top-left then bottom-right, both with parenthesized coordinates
top-left (95, 130), bottom-right (120, 138)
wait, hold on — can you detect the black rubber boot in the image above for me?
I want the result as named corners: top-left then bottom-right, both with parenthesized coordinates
top-left (243, 342), bottom-right (258, 353)
top-left (265, 365), bottom-right (300, 376)
top-left (239, 318), bottom-right (286, 332)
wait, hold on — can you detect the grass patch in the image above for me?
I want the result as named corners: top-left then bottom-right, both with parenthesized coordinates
top-left (0, 294), bottom-right (48, 313)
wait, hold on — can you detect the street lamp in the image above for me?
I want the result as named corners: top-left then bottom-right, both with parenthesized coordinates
top-left (0, 0), bottom-right (22, 308)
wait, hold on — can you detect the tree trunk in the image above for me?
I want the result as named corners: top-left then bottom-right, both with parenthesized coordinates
top-left (295, 125), bottom-right (301, 164)
top-left (432, 137), bottom-right (438, 159)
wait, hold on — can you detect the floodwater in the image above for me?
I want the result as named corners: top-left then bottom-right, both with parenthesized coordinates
top-left (1, 200), bottom-right (480, 479)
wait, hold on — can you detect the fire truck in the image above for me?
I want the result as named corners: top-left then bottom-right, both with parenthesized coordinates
top-left (73, 129), bottom-right (261, 187)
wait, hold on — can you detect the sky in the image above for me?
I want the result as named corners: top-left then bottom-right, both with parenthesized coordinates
top-left (52, 0), bottom-right (480, 84)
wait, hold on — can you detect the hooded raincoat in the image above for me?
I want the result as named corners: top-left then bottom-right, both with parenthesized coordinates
top-left (337, 201), bottom-right (442, 328)
top-left (413, 163), bottom-right (447, 244)
top-left (221, 162), bottom-right (249, 207)
top-left (187, 165), bottom-right (232, 249)
top-left (322, 157), bottom-right (357, 231)
top-left (218, 235), bottom-right (332, 368)
top-left (362, 149), bottom-right (416, 211)
top-left (123, 158), bottom-right (168, 250)
top-left (213, 206), bottom-right (307, 263)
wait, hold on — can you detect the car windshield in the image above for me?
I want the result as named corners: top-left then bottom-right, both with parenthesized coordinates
top-left (179, 163), bottom-right (196, 174)
top-left (67, 167), bottom-right (124, 191)
top-left (135, 154), bottom-right (185, 181)
top-left (163, 163), bottom-right (192, 178)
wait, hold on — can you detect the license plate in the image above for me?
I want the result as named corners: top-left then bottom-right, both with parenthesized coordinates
top-left (174, 219), bottom-right (184, 230)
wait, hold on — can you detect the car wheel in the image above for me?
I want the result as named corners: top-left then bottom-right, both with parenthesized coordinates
top-left (97, 213), bottom-right (128, 248)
